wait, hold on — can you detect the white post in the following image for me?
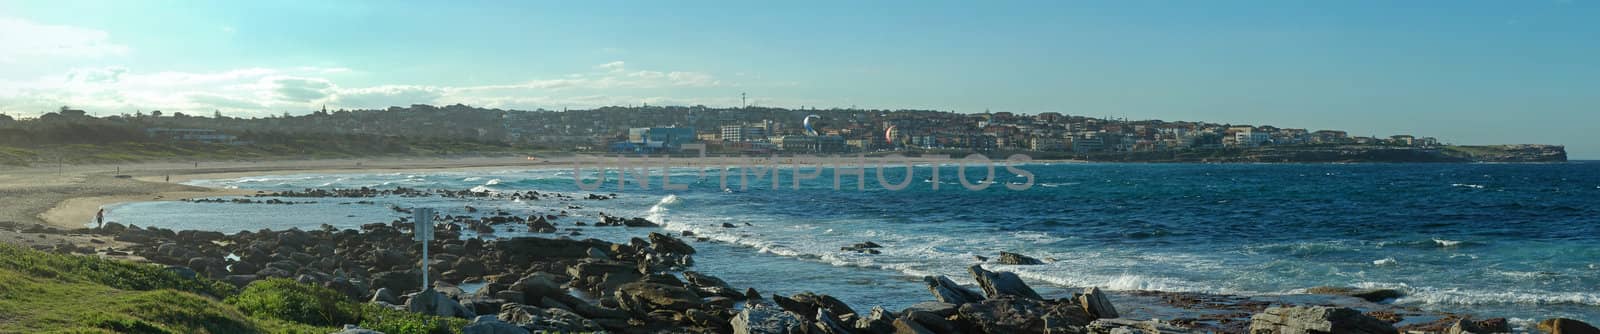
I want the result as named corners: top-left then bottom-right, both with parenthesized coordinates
top-left (413, 208), bottom-right (435, 292)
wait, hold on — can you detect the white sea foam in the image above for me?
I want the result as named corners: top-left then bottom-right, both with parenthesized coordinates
top-left (1373, 257), bottom-right (1398, 266)
top-left (1452, 183), bottom-right (1486, 189)
top-left (485, 179), bottom-right (502, 186)
top-left (1433, 239), bottom-right (1464, 247)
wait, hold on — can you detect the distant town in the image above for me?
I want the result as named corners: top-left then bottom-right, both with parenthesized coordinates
top-left (0, 104), bottom-right (1565, 163)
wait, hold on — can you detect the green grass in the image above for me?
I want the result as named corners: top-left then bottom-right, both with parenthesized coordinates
top-left (0, 244), bottom-right (467, 333)
top-left (228, 279), bottom-right (467, 334)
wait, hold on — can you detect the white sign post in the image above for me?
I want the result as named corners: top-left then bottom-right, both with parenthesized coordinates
top-left (413, 208), bottom-right (435, 292)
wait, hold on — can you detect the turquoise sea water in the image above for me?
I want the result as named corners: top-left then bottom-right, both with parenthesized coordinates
top-left (106, 162), bottom-right (1600, 324)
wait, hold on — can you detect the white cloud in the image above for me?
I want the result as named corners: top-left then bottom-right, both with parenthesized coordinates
top-left (596, 61), bottom-right (626, 73)
top-left (0, 61), bottom-right (766, 117)
top-left (0, 18), bottom-right (131, 62)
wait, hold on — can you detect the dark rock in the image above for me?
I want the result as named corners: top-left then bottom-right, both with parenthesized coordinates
top-left (1079, 287), bottom-right (1119, 319)
top-left (229, 261), bottom-right (259, 275)
top-left (957, 295), bottom-right (1093, 334)
top-left (1087, 318), bottom-right (1191, 333)
top-left (495, 237), bottom-right (612, 259)
top-left (371, 270), bottom-right (422, 294)
top-left (566, 259), bottom-right (638, 293)
top-left (815, 307), bottom-right (854, 334)
top-left (585, 247), bottom-right (609, 259)
top-left (854, 306), bottom-right (896, 334)
top-left (616, 282), bottom-right (702, 312)
top-left (684, 271), bottom-right (742, 299)
top-left (1538, 318), bottom-right (1600, 334)
top-left (997, 251), bottom-right (1045, 265)
top-left (722, 223), bottom-right (738, 228)
top-left (498, 303), bottom-right (602, 332)
top-left (1247, 306), bottom-right (1398, 334)
top-left (462, 315), bottom-right (529, 334)
top-left (507, 272), bottom-right (565, 302)
top-left (731, 303), bottom-right (806, 334)
top-left (460, 298), bottom-right (506, 316)
top-left (621, 217), bottom-right (658, 227)
top-left (924, 275), bottom-right (986, 304)
top-left (970, 265), bottom-right (1043, 300)
top-left (901, 301), bottom-right (959, 318)
top-left (220, 274), bottom-right (257, 287)
top-left (687, 308), bottom-right (733, 333)
top-left (405, 288), bottom-right (476, 319)
top-left (647, 232), bottom-right (697, 255)
top-left (900, 310), bottom-right (959, 333)
top-left (1305, 286), bottom-right (1405, 303)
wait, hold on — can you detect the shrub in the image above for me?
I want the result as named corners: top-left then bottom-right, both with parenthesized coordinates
top-left (226, 279), bottom-right (466, 334)
top-left (227, 279), bottom-right (357, 326)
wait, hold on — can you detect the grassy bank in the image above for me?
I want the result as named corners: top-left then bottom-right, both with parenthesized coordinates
top-left (0, 243), bottom-right (465, 333)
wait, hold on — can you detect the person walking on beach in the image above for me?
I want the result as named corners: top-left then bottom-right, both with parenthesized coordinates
top-left (96, 208), bottom-right (105, 228)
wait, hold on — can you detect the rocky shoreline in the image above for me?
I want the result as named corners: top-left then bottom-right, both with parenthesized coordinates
top-left (4, 186), bottom-right (1596, 334)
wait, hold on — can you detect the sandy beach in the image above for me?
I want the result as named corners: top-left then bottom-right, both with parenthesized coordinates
top-left (0, 157), bottom-right (564, 231)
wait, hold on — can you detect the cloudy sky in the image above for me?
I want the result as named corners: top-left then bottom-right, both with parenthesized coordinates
top-left (1, 0), bottom-right (1597, 157)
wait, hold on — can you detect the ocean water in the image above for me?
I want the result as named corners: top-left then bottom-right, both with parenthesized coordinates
top-left (106, 162), bottom-right (1600, 323)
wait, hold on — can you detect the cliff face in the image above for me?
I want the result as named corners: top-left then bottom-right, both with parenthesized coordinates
top-left (1441, 145), bottom-right (1568, 163)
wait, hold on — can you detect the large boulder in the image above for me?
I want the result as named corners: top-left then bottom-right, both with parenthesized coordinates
top-left (1079, 287), bottom-right (1119, 319)
top-left (814, 307), bottom-right (854, 334)
top-left (498, 303), bottom-right (603, 332)
top-left (370, 270), bottom-right (422, 294)
top-left (731, 304), bottom-right (807, 334)
top-left (1304, 286), bottom-right (1405, 303)
top-left (616, 282), bottom-right (703, 313)
top-left (1538, 318), bottom-right (1600, 334)
top-left (495, 237), bottom-right (612, 259)
top-left (462, 315), bottom-right (530, 334)
top-left (405, 288), bottom-right (477, 319)
top-left (648, 232), bottom-right (697, 255)
top-left (772, 292), bottom-right (855, 323)
top-left (853, 306), bottom-right (896, 334)
top-left (1086, 318), bottom-right (1193, 334)
top-left (1448, 318), bottom-right (1511, 334)
top-left (1247, 306), bottom-right (1397, 334)
top-left (997, 251), bottom-right (1045, 265)
top-left (453, 257), bottom-right (488, 277)
top-left (924, 275), bottom-right (985, 304)
top-left (370, 288), bottom-right (400, 305)
top-left (901, 301), bottom-right (959, 318)
top-left (686, 308), bottom-right (733, 332)
top-left (566, 259), bottom-right (640, 292)
top-left (970, 265), bottom-right (1043, 300)
top-left (957, 295), bottom-right (1093, 334)
top-left (684, 271), bottom-right (743, 299)
top-left (898, 311), bottom-right (960, 333)
top-left (507, 272), bottom-right (564, 301)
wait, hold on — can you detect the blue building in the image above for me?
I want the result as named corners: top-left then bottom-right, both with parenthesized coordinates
top-left (618, 127), bottom-right (697, 153)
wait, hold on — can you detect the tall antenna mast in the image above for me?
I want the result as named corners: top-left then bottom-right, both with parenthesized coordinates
top-left (741, 92), bottom-right (747, 108)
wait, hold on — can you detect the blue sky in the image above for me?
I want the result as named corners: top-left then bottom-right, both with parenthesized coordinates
top-left (1, 0), bottom-right (1596, 158)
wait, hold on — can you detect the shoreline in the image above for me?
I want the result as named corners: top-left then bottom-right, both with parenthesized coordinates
top-left (8, 155), bottom-right (1077, 230)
